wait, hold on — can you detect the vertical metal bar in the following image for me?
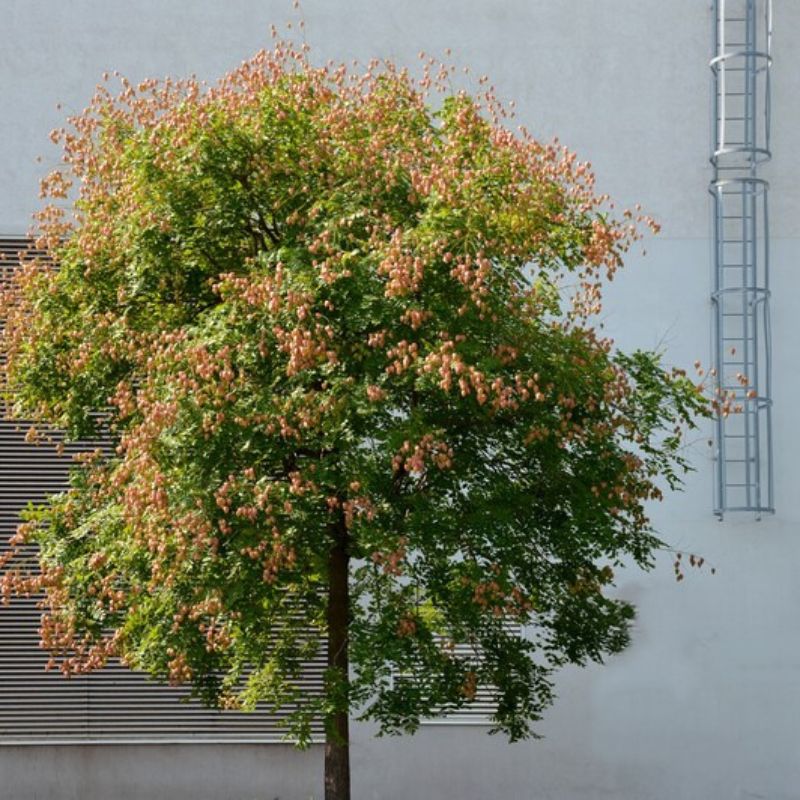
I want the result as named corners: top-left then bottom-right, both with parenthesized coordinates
top-left (741, 182), bottom-right (752, 508)
top-left (749, 184), bottom-right (761, 514)
top-left (712, 187), bottom-right (724, 515)
top-left (763, 183), bottom-right (774, 512)
top-left (712, 4), bottom-right (720, 159)
top-left (765, 1), bottom-right (773, 152)
top-left (746, 0), bottom-right (756, 169)
top-left (718, 0), bottom-right (726, 151)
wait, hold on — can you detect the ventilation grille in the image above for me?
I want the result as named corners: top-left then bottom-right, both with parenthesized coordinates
top-left (0, 238), bottom-right (325, 744)
top-left (395, 626), bottom-right (523, 726)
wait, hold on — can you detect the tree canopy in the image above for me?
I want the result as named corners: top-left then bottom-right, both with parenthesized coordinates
top-left (0, 40), bottom-right (705, 793)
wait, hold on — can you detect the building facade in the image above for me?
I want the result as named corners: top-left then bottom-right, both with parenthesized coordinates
top-left (1, 2), bottom-right (799, 798)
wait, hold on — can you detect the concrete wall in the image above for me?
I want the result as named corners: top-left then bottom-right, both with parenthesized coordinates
top-left (1, 744), bottom-right (321, 800)
top-left (2, 2), bottom-right (800, 798)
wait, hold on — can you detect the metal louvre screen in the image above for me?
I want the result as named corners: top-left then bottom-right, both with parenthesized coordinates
top-left (393, 625), bottom-right (523, 726)
top-left (420, 626), bottom-right (523, 725)
top-left (0, 237), bottom-right (325, 744)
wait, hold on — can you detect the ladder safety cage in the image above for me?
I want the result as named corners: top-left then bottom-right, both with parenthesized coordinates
top-left (709, 0), bottom-right (774, 517)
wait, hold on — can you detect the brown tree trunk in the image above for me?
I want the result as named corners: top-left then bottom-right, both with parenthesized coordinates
top-left (325, 514), bottom-right (350, 800)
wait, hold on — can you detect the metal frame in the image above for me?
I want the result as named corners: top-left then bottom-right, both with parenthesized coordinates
top-left (710, 0), bottom-right (774, 517)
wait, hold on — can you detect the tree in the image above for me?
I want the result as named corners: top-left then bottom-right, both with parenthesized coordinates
top-left (0, 41), bottom-right (706, 800)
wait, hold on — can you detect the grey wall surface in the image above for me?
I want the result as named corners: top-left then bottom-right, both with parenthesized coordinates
top-left (2, 2), bottom-right (800, 799)
top-left (1, 744), bottom-right (321, 800)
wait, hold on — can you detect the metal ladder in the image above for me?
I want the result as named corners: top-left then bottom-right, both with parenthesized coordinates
top-left (710, 0), bottom-right (773, 516)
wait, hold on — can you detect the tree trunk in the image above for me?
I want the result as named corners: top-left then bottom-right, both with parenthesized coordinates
top-left (325, 515), bottom-right (350, 800)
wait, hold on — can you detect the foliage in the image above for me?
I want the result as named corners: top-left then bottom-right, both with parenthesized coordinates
top-left (0, 41), bottom-right (707, 746)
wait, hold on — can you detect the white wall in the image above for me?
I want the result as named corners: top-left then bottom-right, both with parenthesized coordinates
top-left (2, 2), bottom-right (800, 798)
